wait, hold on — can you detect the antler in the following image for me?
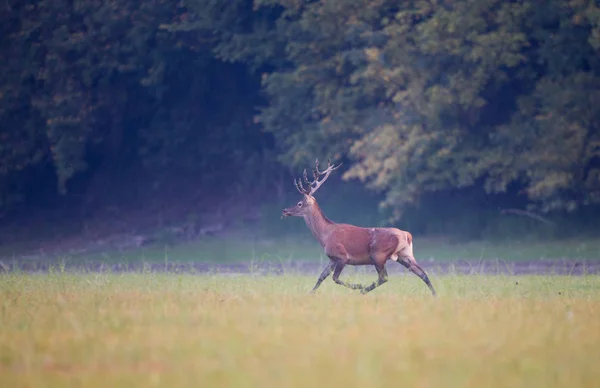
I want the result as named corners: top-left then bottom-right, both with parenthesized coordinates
top-left (293, 158), bottom-right (342, 196)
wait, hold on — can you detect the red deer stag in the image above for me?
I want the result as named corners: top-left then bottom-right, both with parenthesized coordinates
top-left (282, 159), bottom-right (437, 296)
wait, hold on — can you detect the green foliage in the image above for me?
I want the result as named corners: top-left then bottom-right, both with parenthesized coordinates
top-left (174, 0), bottom-right (284, 70)
top-left (0, 0), bottom-right (273, 206)
top-left (486, 73), bottom-right (600, 211)
top-left (250, 0), bottom-right (600, 219)
top-left (0, 0), bottom-right (182, 196)
top-left (2, 0), bottom-right (600, 232)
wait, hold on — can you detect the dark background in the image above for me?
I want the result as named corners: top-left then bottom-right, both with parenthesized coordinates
top-left (1, 0), bottom-right (599, 260)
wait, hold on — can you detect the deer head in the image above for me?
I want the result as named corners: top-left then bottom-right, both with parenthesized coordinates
top-left (282, 158), bottom-right (341, 218)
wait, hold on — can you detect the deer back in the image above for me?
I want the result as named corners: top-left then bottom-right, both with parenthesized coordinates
top-left (323, 223), bottom-right (410, 265)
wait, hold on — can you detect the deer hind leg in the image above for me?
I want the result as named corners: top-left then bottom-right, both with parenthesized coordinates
top-left (398, 255), bottom-right (437, 297)
top-left (310, 261), bottom-right (335, 294)
top-left (332, 261), bottom-right (365, 290)
top-left (360, 264), bottom-right (388, 294)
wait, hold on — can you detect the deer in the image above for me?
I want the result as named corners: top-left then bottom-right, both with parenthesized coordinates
top-left (281, 159), bottom-right (437, 296)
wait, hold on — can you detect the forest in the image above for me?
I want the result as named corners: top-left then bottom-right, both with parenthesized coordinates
top-left (1, 0), bottom-right (600, 252)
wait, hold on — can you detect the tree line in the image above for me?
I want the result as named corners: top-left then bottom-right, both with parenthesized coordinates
top-left (1, 0), bottom-right (599, 220)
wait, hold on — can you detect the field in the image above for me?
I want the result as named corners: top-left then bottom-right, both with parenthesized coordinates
top-left (2, 271), bottom-right (599, 387)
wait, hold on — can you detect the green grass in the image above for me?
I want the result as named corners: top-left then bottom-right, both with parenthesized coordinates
top-left (412, 236), bottom-right (600, 261)
top-left (47, 234), bottom-right (600, 265)
top-left (57, 234), bottom-right (326, 265)
top-left (1, 273), bottom-right (599, 387)
top-left (2, 179), bottom-right (599, 264)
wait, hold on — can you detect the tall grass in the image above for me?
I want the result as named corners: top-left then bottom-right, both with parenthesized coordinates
top-left (1, 273), bottom-right (599, 387)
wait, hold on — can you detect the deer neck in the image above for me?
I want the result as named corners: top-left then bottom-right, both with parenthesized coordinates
top-left (303, 201), bottom-right (334, 247)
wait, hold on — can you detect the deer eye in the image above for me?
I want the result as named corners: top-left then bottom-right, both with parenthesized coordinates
top-left (297, 202), bottom-right (303, 207)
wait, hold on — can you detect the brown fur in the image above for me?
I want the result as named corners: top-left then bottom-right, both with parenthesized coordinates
top-left (283, 193), bottom-right (436, 296)
top-left (298, 199), bottom-right (412, 266)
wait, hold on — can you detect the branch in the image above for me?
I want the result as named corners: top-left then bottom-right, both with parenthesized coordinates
top-left (499, 208), bottom-right (554, 225)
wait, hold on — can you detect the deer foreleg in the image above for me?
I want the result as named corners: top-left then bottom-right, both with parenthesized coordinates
top-left (360, 266), bottom-right (388, 294)
top-left (310, 262), bottom-right (335, 293)
top-left (332, 262), bottom-right (365, 290)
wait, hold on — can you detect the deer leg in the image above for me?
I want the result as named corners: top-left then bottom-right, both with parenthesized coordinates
top-left (400, 259), bottom-right (437, 297)
top-left (310, 262), bottom-right (335, 293)
top-left (360, 265), bottom-right (388, 294)
top-left (332, 261), bottom-right (365, 290)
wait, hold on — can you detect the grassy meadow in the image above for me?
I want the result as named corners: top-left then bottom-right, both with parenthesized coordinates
top-left (8, 234), bottom-right (598, 268)
top-left (1, 272), bottom-right (599, 387)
